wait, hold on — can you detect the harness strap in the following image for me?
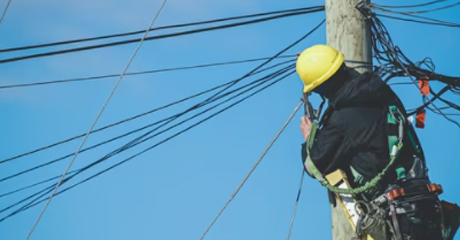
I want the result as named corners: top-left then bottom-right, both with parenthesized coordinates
top-left (390, 203), bottom-right (403, 240)
top-left (304, 105), bottom-right (405, 194)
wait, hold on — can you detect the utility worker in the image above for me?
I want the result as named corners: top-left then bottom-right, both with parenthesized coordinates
top-left (296, 45), bottom-right (458, 240)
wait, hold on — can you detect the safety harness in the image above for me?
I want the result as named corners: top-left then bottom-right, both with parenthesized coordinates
top-left (304, 104), bottom-right (459, 240)
top-left (304, 105), bottom-right (412, 195)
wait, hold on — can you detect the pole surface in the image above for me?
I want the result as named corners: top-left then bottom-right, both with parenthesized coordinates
top-left (325, 0), bottom-right (372, 239)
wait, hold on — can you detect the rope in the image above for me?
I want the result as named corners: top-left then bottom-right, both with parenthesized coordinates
top-left (286, 170), bottom-right (305, 240)
top-left (1, 69), bottom-right (296, 223)
top-left (198, 100), bottom-right (303, 240)
top-left (0, 0), bottom-right (12, 27)
top-left (24, 1), bottom-right (169, 239)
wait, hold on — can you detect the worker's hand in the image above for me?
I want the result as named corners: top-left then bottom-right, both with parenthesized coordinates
top-left (300, 115), bottom-right (312, 141)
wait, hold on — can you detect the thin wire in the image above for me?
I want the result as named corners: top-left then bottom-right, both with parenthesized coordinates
top-left (24, 1), bottom-right (169, 239)
top-left (1, 69), bottom-right (296, 222)
top-left (0, 0), bottom-right (12, 27)
top-left (373, 0), bottom-right (446, 9)
top-left (376, 14), bottom-right (460, 28)
top-left (286, 170), bottom-right (305, 240)
top-left (0, 65), bottom-right (294, 183)
top-left (0, 55), bottom-right (296, 89)
top-left (365, 9), bottom-right (460, 126)
top-left (0, 58), bottom-right (294, 166)
top-left (198, 100), bottom-right (303, 240)
top-left (373, 6), bottom-right (460, 27)
top-left (381, 1), bottom-right (460, 14)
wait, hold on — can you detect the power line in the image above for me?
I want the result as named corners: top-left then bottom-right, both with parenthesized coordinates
top-left (24, 1), bottom-right (169, 239)
top-left (0, 64), bottom-right (295, 183)
top-left (377, 1), bottom-right (460, 14)
top-left (1, 68), bottom-right (296, 223)
top-left (199, 100), bottom-right (302, 240)
top-left (0, 58), bottom-right (295, 174)
top-left (0, 67), bottom-right (293, 217)
top-left (0, 0), bottom-right (12, 27)
top-left (3, 18), bottom-right (323, 222)
top-left (377, 13), bottom-right (460, 28)
top-left (359, 3), bottom-right (460, 127)
top-left (0, 55), bottom-right (296, 89)
top-left (0, 63), bottom-right (295, 212)
top-left (203, 18), bottom-right (324, 109)
top-left (0, 8), bottom-right (323, 64)
top-left (372, 4), bottom-right (460, 28)
top-left (373, 0), bottom-right (446, 9)
top-left (0, 7), bottom-right (323, 53)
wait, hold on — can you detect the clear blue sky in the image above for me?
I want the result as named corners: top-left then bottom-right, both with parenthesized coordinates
top-left (0, 0), bottom-right (459, 239)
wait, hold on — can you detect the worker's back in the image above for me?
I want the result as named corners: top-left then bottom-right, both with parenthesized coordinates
top-left (305, 68), bottom-right (415, 189)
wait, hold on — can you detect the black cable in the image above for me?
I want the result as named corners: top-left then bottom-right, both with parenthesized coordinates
top-left (1, 21), bottom-right (323, 219)
top-left (0, 57), bottom-right (296, 165)
top-left (374, 1), bottom-right (459, 13)
top-left (0, 76), bottom-right (235, 164)
top-left (376, 12), bottom-right (460, 28)
top-left (0, 55), bottom-right (296, 89)
top-left (0, 64), bottom-right (294, 183)
top-left (0, 6), bottom-right (323, 53)
top-left (0, 169), bottom-right (78, 198)
top-left (389, 1), bottom-right (460, 14)
top-left (0, 66), bottom-right (293, 218)
top-left (373, 0), bottom-right (446, 9)
top-left (377, 14), bottom-right (460, 28)
top-left (0, 69), bottom-right (296, 222)
top-left (359, 4), bottom-right (460, 127)
top-left (375, 2), bottom-right (460, 14)
top-left (0, 19), bottom-right (315, 174)
top-left (407, 86), bottom-right (450, 115)
top-left (204, 19), bottom-right (324, 105)
top-left (371, 16), bottom-right (460, 127)
top-left (0, 9), bottom-right (324, 64)
top-left (0, 68), bottom-right (289, 217)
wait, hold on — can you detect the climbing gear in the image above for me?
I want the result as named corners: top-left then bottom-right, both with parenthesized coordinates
top-left (296, 44), bottom-right (345, 93)
top-left (304, 105), bottom-right (408, 195)
top-left (362, 178), bottom-right (446, 240)
top-left (324, 169), bottom-right (375, 240)
top-left (300, 86), bottom-right (455, 239)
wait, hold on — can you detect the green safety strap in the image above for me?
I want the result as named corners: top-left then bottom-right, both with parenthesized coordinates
top-left (305, 105), bottom-right (405, 195)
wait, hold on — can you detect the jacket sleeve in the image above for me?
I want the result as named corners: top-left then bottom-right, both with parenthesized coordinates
top-left (302, 111), bottom-right (349, 175)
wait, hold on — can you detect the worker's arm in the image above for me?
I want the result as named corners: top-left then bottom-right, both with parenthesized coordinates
top-left (300, 111), bottom-right (347, 175)
top-left (300, 116), bottom-right (312, 140)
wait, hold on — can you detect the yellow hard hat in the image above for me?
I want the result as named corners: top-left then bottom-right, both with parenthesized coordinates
top-left (296, 44), bottom-right (345, 93)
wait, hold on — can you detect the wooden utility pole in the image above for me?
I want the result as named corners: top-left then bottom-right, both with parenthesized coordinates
top-left (325, 0), bottom-right (372, 239)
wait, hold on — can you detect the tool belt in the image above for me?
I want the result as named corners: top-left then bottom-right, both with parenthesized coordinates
top-left (356, 178), bottom-right (459, 240)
